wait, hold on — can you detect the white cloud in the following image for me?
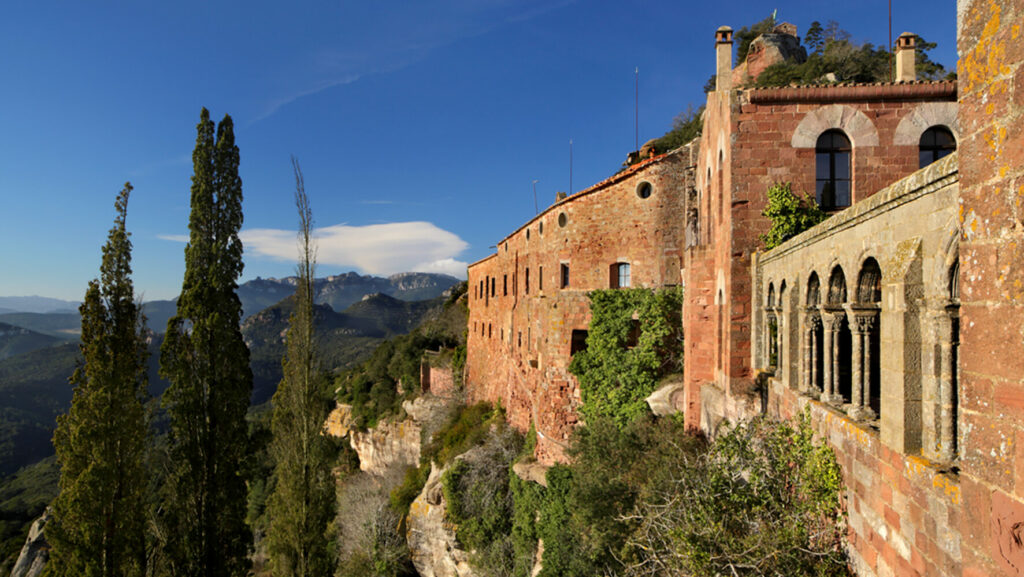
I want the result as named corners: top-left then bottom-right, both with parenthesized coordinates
top-left (240, 221), bottom-right (469, 279)
top-left (157, 234), bottom-right (190, 243)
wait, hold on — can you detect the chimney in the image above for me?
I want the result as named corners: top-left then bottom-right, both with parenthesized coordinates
top-left (895, 32), bottom-right (917, 82)
top-left (715, 26), bottom-right (733, 92)
top-left (555, 191), bottom-right (567, 202)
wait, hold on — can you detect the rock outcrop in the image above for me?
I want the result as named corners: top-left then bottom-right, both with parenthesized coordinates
top-left (324, 402), bottom-right (354, 437)
top-left (732, 23), bottom-right (808, 86)
top-left (349, 418), bottom-right (422, 475)
top-left (645, 374), bottom-right (686, 416)
top-left (406, 463), bottom-right (474, 577)
top-left (10, 509), bottom-right (50, 577)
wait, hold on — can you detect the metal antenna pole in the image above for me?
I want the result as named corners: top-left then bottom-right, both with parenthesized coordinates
top-left (889, 0), bottom-right (894, 82)
top-left (569, 139), bottom-right (573, 196)
top-left (635, 67), bottom-right (639, 152)
top-left (532, 180), bottom-right (539, 214)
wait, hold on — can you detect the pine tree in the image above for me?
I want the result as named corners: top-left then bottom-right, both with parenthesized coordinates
top-left (266, 158), bottom-right (337, 576)
top-left (159, 108), bottom-right (253, 577)
top-left (47, 183), bottom-right (150, 577)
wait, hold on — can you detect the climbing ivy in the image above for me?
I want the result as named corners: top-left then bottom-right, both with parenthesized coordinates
top-left (760, 181), bottom-right (827, 250)
top-left (568, 287), bottom-right (683, 429)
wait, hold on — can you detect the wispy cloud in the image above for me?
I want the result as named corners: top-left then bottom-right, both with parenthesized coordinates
top-left (157, 234), bottom-right (189, 243)
top-left (249, 0), bottom-right (573, 125)
top-left (251, 74), bottom-right (362, 124)
top-left (240, 221), bottom-right (469, 278)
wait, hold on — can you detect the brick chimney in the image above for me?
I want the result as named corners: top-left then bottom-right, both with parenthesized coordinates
top-left (895, 32), bottom-right (917, 82)
top-left (716, 26), bottom-right (733, 92)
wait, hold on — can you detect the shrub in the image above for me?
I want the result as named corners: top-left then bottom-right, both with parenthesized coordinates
top-left (760, 182), bottom-right (827, 250)
top-left (624, 411), bottom-right (848, 577)
top-left (442, 426), bottom-right (523, 576)
top-left (568, 287), bottom-right (683, 428)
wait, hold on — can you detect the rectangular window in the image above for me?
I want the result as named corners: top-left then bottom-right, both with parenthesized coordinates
top-left (491, 277), bottom-right (496, 297)
top-left (539, 266), bottom-right (543, 291)
top-left (570, 329), bottom-right (589, 356)
top-left (525, 267), bottom-right (530, 294)
top-left (611, 263), bottom-right (631, 288)
top-left (561, 264), bottom-right (570, 288)
top-left (503, 274), bottom-right (508, 296)
top-left (485, 276), bottom-right (489, 305)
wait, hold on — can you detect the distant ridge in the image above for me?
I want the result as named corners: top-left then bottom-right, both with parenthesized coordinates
top-left (0, 296), bottom-right (79, 314)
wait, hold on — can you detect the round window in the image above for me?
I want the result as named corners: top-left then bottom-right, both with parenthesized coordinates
top-left (558, 213), bottom-right (568, 227)
top-left (637, 181), bottom-right (653, 199)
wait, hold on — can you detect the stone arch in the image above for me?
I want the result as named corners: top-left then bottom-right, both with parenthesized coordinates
top-left (856, 257), bottom-right (883, 304)
top-left (827, 265), bottom-right (848, 305)
top-left (806, 271), bottom-right (821, 306)
top-left (767, 282), bottom-right (776, 308)
top-left (792, 104), bottom-right (880, 148)
top-left (893, 102), bottom-right (960, 145)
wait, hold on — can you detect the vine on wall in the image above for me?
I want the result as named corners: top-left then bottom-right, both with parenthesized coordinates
top-left (568, 287), bottom-right (683, 428)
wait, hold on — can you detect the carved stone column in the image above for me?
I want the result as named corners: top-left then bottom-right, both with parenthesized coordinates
top-left (848, 307), bottom-right (878, 421)
top-left (803, 308), bottom-right (821, 398)
top-left (820, 307), bottom-right (844, 404)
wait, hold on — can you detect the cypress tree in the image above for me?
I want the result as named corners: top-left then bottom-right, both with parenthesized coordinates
top-left (266, 158), bottom-right (337, 576)
top-left (47, 183), bottom-right (150, 577)
top-left (159, 108), bottom-right (253, 577)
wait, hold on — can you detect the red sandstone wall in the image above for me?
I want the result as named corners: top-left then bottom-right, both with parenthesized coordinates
top-left (957, 1), bottom-right (1024, 574)
top-left (467, 151), bottom-right (690, 463)
top-left (763, 380), bottom-right (963, 576)
top-left (684, 83), bottom-right (957, 430)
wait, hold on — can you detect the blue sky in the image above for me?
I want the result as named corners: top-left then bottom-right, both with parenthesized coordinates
top-left (0, 1), bottom-right (956, 301)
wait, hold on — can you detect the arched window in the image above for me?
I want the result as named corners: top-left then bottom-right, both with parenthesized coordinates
top-left (806, 272), bottom-right (821, 306)
top-left (827, 266), bottom-right (847, 305)
top-left (919, 126), bottom-right (956, 168)
top-left (855, 258), bottom-right (882, 304)
top-left (816, 130), bottom-right (852, 210)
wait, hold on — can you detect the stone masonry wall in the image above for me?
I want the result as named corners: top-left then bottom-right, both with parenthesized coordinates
top-left (741, 156), bottom-right (962, 577)
top-left (466, 148), bottom-right (694, 463)
top-left (957, 1), bottom-right (1024, 575)
top-left (683, 80), bottom-right (958, 431)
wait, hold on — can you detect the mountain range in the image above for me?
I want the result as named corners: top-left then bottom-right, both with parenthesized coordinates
top-left (0, 271), bottom-right (461, 478)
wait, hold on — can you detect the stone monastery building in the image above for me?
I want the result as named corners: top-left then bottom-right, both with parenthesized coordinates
top-left (466, 2), bottom-right (1024, 575)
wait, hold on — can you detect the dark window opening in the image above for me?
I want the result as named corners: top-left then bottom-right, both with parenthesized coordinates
top-left (561, 264), bottom-right (570, 288)
top-left (837, 315), bottom-right (853, 403)
top-left (491, 277), bottom-right (496, 297)
top-left (637, 181), bottom-right (652, 199)
top-left (503, 274), bottom-right (508, 296)
top-left (919, 126), bottom-right (956, 168)
top-left (539, 266), bottom-right (543, 291)
top-left (625, 319), bottom-right (641, 348)
top-left (816, 130), bottom-right (852, 210)
top-left (488, 324), bottom-right (492, 338)
top-left (525, 267), bottom-right (530, 294)
top-left (610, 262), bottom-right (631, 288)
top-left (570, 329), bottom-right (589, 356)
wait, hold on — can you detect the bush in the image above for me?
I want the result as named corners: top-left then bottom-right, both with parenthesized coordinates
top-left (442, 426), bottom-right (523, 576)
top-left (760, 182), bottom-right (827, 250)
top-left (568, 288), bottom-right (683, 428)
top-left (624, 411), bottom-right (848, 577)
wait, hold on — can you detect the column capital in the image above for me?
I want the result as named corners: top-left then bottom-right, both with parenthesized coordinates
top-left (804, 308), bottom-right (821, 330)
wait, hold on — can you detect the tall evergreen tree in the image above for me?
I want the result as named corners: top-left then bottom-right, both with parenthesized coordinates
top-left (266, 158), bottom-right (337, 576)
top-left (159, 108), bottom-right (253, 577)
top-left (47, 183), bottom-right (150, 577)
